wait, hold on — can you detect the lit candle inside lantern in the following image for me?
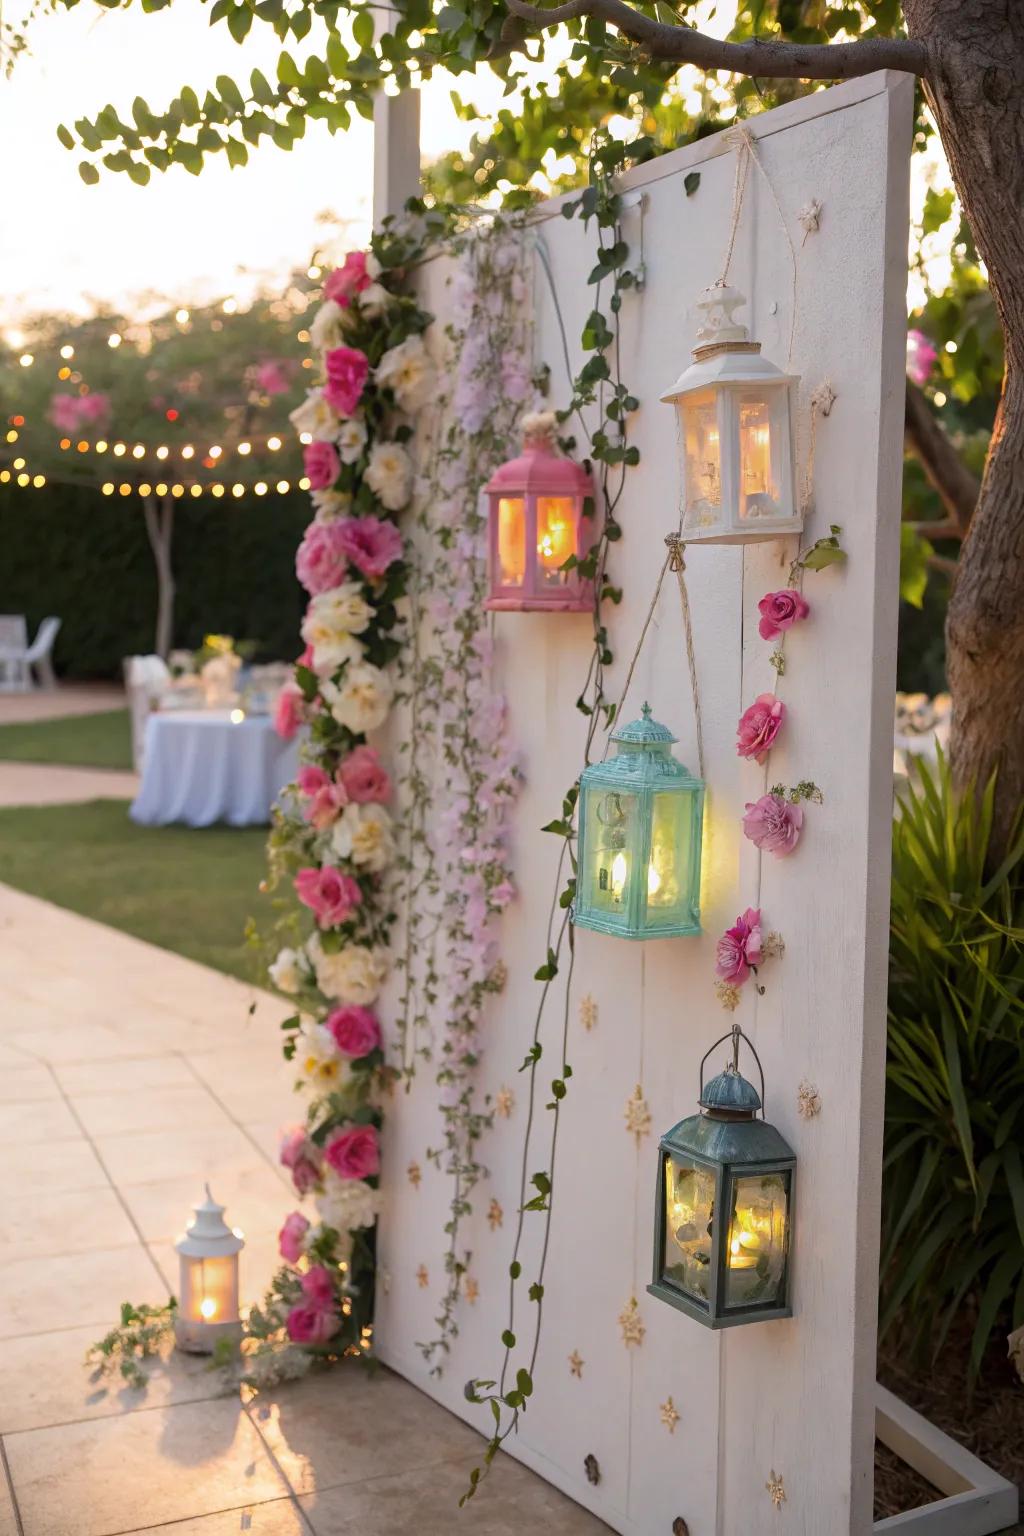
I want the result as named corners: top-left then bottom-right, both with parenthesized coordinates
top-left (610, 852), bottom-right (628, 902)
top-left (728, 1230), bottom-right (761, 1270)
top-left (200, 1297), bottom-right (218, 1319)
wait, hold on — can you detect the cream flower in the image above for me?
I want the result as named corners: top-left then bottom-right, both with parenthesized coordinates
top-left (321, 662), bottom-right (393, 733)
top-left (295, 1021), bottom-right (347, 1091)
top-left (365, 441), bottom-right (413, 512)
top-left (337, 417), bottom-right (367, 465)
top-left (313, 488), bottom-right (353, 524)
top-left (375, 334), bottom-right (435, 414)
top-left (290, 389), bottom-right (340, 443)
top-left (354, 281), bottom-right (391, 319)
top-left (365, 251), bottom-right (382, 280)
top-left (308, 935), bottom-right (389, 1005)
top-left (310, 299), bottom-right (348, 352)
top-left (318, 1174), bottom-right (383, 1234)
top-left (330, 802), bottom-right (396, 873)
top-left (301, 584), bottom-right (374, 674)
top-left (269, 946), bottom-right (306, 995)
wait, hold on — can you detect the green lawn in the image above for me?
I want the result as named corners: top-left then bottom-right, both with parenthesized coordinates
top-left (0, 799), bottom-right (269, 980)
top-left (0, 709), bottom-right (133, 770)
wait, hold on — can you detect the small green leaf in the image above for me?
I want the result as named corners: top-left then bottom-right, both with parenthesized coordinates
top-left (78, 161), bottom-right (100, 185)
top-left (684, 171), bottom-right (701, 197)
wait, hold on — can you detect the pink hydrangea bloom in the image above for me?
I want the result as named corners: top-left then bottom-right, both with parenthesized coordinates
top-left (324, 251), bottom-right (371, 308)
top-left (49, 395), bottom-right (83, 433)
top-left (716, 907), bottom-right (763, 985)
top-left (257, 360), bottom-right (289, 395)
top-left (757, 590), bottom-right (809, 642)
top-left (300, 1264), bottom-right (336, 1310)
top-left (736, 694), bottom-right (785, 764)
top-left (324, 346), bottom-right (369, 417)
top-left (338, 745), bottom-right (391, 804)
top-left (286, 1303), bottom-right (338, 1345)
top-left (78, 393), bottom-right (111, 426)
top-left (280, 1127), bottom-right (323, 1195)
top-left (324, 1124), bottom-right (380, 1180)
top-left (296, 520), bottom-right (348, 595)
top-left (274, 682), bottom-right (305, 741)
top-left (742, 794), bottom-right (804, 857)
top-left (326, 1005), bottom-right (381, 1058)
top-left (303, 440), bottom-right (340, 492)
top-left (906, 328), bottom-right (938, 387)
top-left (294, 866), bottom-right (362, 927)
top-left (278, 1211), bottom-right (310, 1263)
top-left (336, 517), bottom-right (403, 581)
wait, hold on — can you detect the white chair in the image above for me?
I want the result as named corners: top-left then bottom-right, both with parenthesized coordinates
top-left (124, 654), bottom-right (171, 771)
top-left (0, 615), bottom-right (28, 693)
top-left (24, 617), bottom-right (61, 690)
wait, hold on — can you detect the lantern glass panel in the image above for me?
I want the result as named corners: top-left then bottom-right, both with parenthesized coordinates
top-left (724, 1171), bottom-right (789, 1311)
top-left (645, 788), bottom-right (696, 924)
top-left (584, 787), bottom-right (639, 923)
top-left (738, 390), bottom-right (786, 522)
top-left (662, 1156), bottom-right (716, 1304)
top-left (497, 496), bottom-right (526, 586)
top-left (681, 387), bottom-right (723, 536)
top-left (181, 1254), bottom-right (239, 1325)
top-left (536, 495), bottom-right (577, 588)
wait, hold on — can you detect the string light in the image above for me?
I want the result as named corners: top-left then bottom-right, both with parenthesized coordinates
top-left (276, 479), bottom-right (289, 493)
top-left (119, 483), bottom-right (131, 496)
top-left (19, 354), bottom-right (33, 367)
top-left (254, 481), bottom-right (267, 495)
top-left (5, 431), bottom-right (17, 443)
top-left (13, 457), bottom-right (25, 470)
top-left (190, 484), bottom-right (202, 497)
top-left (113, 443), bottom-right (126, 457)
top-left (59, 439), bottom-right (71, 450)
top-left (298, 476), bottom-right (310, 491)
top-left (107, 333), bottom-right (122, 349)
top-left (101, 482), bottom-right (114, 495)
top-left (171, 484), bottom-right (184, 497)
top-left (139, 482), bottom-right (152, 496)
top-left (222, 298), bottom-right (238, 314)
top-left (32, 474), bottom-right (45, 487)
top-left (0, 471), bottom-right (9, 483)
top-left (95, 440), bottom-right (108, 453)
top-left (58, 367), bottom-right (72, 381)
top-left (77, 441), bottom-right (88, 453)
top-left (132, 445), bottom-right (145, 459)
top-left (60, 345), bottom-right (74, 360)
top-left (155, 482), bottom-right (168, 496)
top-left (267, 436), bottom-right (282, 450)
top-left (237, 442), bottom-right (251, 455)
top-left (182, 446), bottom-right (195, 459)
top-left (156, 445), bottom-right (169, 460)
top-left (16, 472), bottom-right (29, 486)
top-left (208, 445), bottom-right (222, 459)
top-left (231, 483), bottom-right (244, 497)
top-left (175, 308), bottom-right (190, 324)
top-left (211, 484), bottom-right (225, 498)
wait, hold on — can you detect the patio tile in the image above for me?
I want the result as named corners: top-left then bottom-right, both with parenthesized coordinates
top-left (117, 1498), bottom-right (309, 1536)
top-left (245, 1364), bottom-right (482, 1496)
top-left (0, 1136), bottom-right (109, 1198)
top-left (0, 1473), bottom-right (17, 1536)
top-left (55, 1055), bottom-right (194, 1096)
top-left (0, 1065), bottom-right (60, 1104)
top-left (95, 1125), bottom-right (260, 1187)
top-left (0, 1244), bottom-right (166, 1341)
top-left (0, 1186), bottom-right (138, 1262)
top-left (0, 1325), bottom-right (229, 1434)
top-left (0, 1097), bottom-right (80, 1144)
top-left (70, 1084), bottom-right (230, 1139)
top-left (6, 1023), bottom-right (151, 1064)
top-left (297, 1457), bottom-right (611, 1535)
top-left (4, 1396), bottom-right (292, 1536)
top-left (120, 1164), bottom-right (290, 1244)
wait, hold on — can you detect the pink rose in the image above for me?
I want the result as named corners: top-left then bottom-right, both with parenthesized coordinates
top-left (280, 1127), bottom-right (323, 1196)
top-left (274, 682), bottom-right (304, 741)
top-left (294, 865), bottom-right (362, 928)
top-left (742, 794), bottom-right (804, 857)
top-left (736, 694), bottom-right (785, 764)
top-left (336, 517), bottom-right (403, 581)
top-left (303, 440), bottom-right (340, 493)
top-left (716, 907), bottom-right (763, 986)
top-left (338, 745), bottom-right (391, 804)
top-left (257, 360), bottom-right (289, 395)
top-left (278, 1211), bottom-right (310, 1264)
top-left (757, 590), bottom-right (809, 642)
top-left (300, 1264), bottom-right (336, 1310)
top-left (324, 251), bottom-right (371, 308)
top-left (324, 346), bottom-right (369, 417)
top-left (296, 520), bottom-right (348, 595)
top-left (906, 328), bottom-right (937, 387)
top-left (286, 1304), bottom-right (338, 1345)
top-left (324, 1123), bottom-right (380, 1180)
top-left (297, 765), bottom-right (331, 797)
top-left (326, 1005), bottom-right (381, 1058)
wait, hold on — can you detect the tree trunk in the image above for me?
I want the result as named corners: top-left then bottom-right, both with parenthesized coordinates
top-left (903, 1), bottom-right (1024, 855)
top-left (142, 494), bottom-right (176, 660)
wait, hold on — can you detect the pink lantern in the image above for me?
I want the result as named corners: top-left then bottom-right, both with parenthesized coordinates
top-left (485, 412), bottom-right (595, 613)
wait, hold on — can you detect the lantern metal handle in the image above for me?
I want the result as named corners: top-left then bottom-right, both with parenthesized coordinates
top-left (698, 1024), bottom-right (767, 1118)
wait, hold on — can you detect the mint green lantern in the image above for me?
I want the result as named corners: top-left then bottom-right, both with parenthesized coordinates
top-left (573, 704), bottom-right (704, 940)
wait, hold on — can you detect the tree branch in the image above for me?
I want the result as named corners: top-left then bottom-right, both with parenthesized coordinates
top-left (502, 0), bottom-right (929, 76)
top-left (904, 378), bottom-right (980, 535)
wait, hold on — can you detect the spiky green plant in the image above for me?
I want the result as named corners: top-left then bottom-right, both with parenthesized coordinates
top-left (882, 751), bottom-right (1024, 1381)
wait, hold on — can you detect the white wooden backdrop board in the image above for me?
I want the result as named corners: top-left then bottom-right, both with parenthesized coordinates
top-left (375, 70), bottom-right (914, 1536)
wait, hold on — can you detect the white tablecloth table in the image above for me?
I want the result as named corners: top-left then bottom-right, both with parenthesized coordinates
top-left (130, 710), bottom-right (299, 827)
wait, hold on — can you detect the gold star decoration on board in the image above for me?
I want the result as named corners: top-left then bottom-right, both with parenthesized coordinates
top-left (489, 959), bottom-right (508, 993)
top-left (463, 1276), bottom-right (479, 1304)
top-left (766, 1471), bottom-right (786, 1510)
top-left (495, 1086), bottom-right (515, 1118)
top-left (618, 1295), bottom-right (646, 1349)
top-left (624, 1084), bottom-right (652, 1145)
top-left (568, 1350), bottom-right (584, 1378)
top-left (416, 1264), bottom-right (429, 1289)
top-left (380, 1269), bottom-right (391, 1295)
top-left (407, 1161), bottom-right (422, 1188)
top-left (487, 1198), bottom-right (504, 1231)
top-left (660, 1397), bottom-right (680, 1434)
top-left (797, 1079), bottom-right (822, 1119)
top-left (579, 993), bottom-right (598, 1031)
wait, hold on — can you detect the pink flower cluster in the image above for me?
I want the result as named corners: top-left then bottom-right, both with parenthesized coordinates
top-left (716, 907), bottom-right (763, 986)
top-left (325, 251), bottom-right (371, 308)
top-left (295, 747), bottom-right (391, 829)
top-left (256, 360), bottom-right (289, 396)
top-left (279, 1210), bottom-right (310, 1263)
top-left (303, 440), bottom-right (340, 492)
top-left (736, 693), bottom-right (785, 764)
top-left (338, 517), bottom-right (403, 580)
top-left (742, 793), bottom-right (803, 857)
top-left (50, 392), bottom-right (111, 434)
top-left (294, 865), bottom-right (362, 928)
top-left (286, 1264), bottom-right (339, 1345)
top-left (325, 1123), bottom-right (379, 1180)
top-left (280, 1127), bottom-right (323, 1195)
top-left (757, 589), bottom-right (809, 642)
top-left (907, 328), bottom-right (938, 387)
top-left (295, 517), bottom-right (403, 598)
top-left (324, 346), bottom-right (369, 417)
top-left (274, 680), bottom-right (306, 741)
top-left (326, 1004), bottom-right (380, 1058)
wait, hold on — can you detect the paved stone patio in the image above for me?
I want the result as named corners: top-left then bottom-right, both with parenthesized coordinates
top-left (0, 883), bottom-right (607, 1535)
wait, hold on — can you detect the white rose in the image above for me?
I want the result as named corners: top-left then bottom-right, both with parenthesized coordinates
top-left (375, 334), bottom-right (435, 414)
top-left (301, 584), bottom-right (374, 675)
top-left (321, 662), bottom-right (393, 734)
top-left (269, 946), bottom-right (306, 994)
top-left (308, 935), bottom-right (389, 1005)
top-left (365, 441), bottom-right (413, 512)
top-left (354, 281), bottom-right (391, 318)
top-left (313, 489), bottom-right (353, 523)
top-left (337, 416), bottom-right (368, 466)
top-left (365, 251), bottom-right (382, 280)
top-left (290, 389), bottom-right (340, 443)
top-left (309, 299), bottom-right (348, 352)
top-left (318, 1175), bottom-right (383, 1234)
top-left (330, 802), bottom-right (395, 873)
top-left (295, 1021), bottom-right (346, 1092)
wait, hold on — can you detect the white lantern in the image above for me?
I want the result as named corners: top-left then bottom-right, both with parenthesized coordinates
top-left (661, 285), bottom-right (799, 545)
top-left (174, 1185), bottom-right (244, 1354)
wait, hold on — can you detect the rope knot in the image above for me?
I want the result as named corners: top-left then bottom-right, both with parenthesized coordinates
top-left (664, 533), bottom-right (686, 572)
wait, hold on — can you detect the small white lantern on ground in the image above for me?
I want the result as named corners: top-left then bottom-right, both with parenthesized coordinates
top-left (174, 1185), bottom-right (245, 1354)
top-left (661, 285), bottom-right (799, 545)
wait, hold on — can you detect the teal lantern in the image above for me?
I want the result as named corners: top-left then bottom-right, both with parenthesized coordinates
top-left (573, 703), bottom-right (703, 940)
top-left (649, 1027), bottom-right (795, 1329)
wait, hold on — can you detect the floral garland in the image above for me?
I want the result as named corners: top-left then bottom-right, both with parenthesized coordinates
top-left (252, 220), bottom-right (438, 1378)
top-left (402, 221), bottom-right (526, 1370)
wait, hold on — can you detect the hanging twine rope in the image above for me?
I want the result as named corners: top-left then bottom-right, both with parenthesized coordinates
top-left (718, 123), bottom-right (800, 368)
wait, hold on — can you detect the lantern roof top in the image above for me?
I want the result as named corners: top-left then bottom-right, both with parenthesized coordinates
top-left (661, 1108), bottom-right (795, 1167)
top-left (485, 411), bottom-right (592, 497)
top-left (700, 1062), bottom-right (762, 1115)
top-left (174, 1183), bottom-right (245, 1258)
top-left (611, 701), bottom-right (677, 746)
top-left (660, 284), bottom-right (798, 403)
